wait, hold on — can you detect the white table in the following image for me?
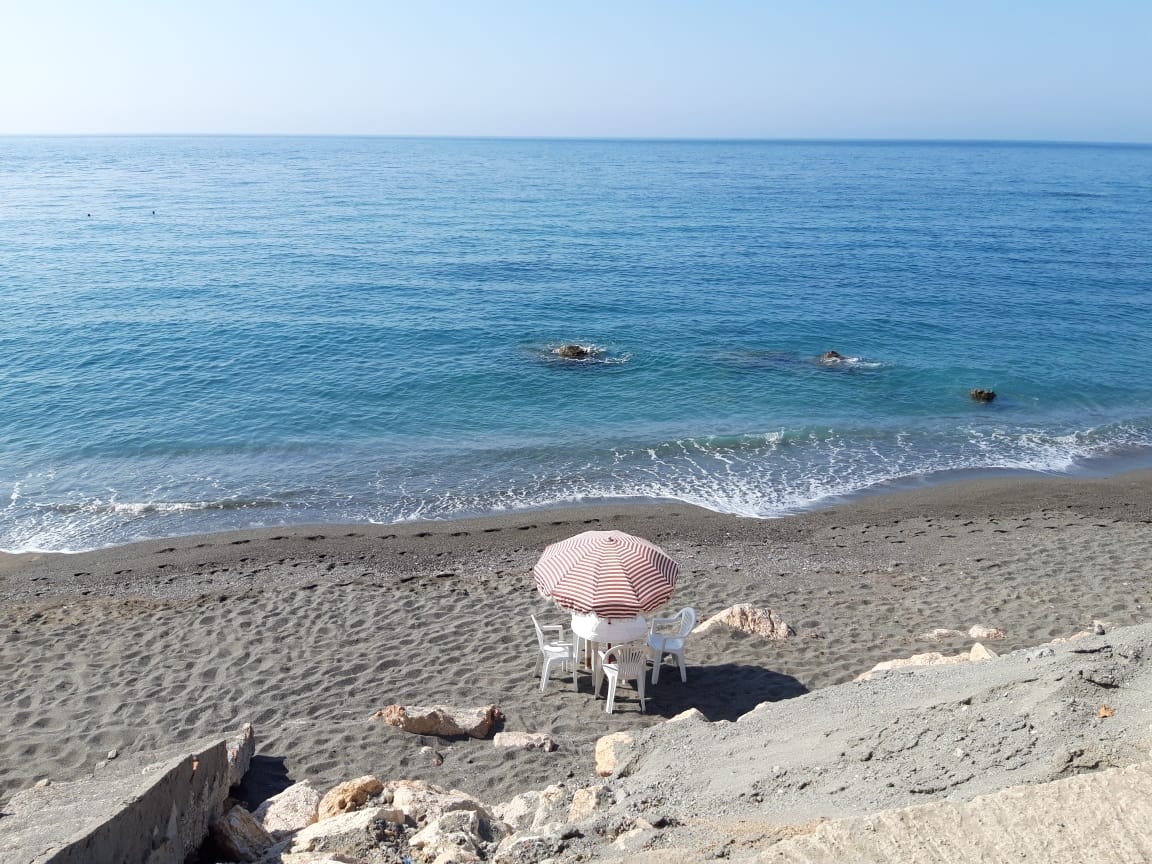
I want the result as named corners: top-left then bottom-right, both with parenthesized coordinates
top-left (569, 612), bottom-right (649, 695)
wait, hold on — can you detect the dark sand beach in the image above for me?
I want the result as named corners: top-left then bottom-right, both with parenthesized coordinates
top-left (3, 472), bottom-right (1152, 812)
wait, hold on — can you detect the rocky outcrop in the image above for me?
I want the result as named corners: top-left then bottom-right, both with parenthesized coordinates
top-left (969, 388), bottom-right (996, 402)
top-left (372, 704), bottom-right (504, 738)
top-left (694, 604), bottom-right (795, 640)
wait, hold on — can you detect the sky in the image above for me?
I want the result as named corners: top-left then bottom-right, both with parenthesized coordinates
top-left (2, 1), bottom-right (1150, 141)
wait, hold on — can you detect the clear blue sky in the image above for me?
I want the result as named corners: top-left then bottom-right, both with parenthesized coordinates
top-left (2, 0), bottom-right (1149, 141)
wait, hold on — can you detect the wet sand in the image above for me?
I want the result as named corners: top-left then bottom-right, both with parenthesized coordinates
top-left (2, 471), bottom-right (1151, 809)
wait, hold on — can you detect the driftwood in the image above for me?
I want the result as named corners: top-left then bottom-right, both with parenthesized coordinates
top-left (372, 704), bottom-right (504, 738)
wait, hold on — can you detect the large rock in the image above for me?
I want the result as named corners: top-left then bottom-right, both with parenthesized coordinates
top-left (409, 810), bottom-right (485, 860)
top-left (209, 804), bottom-right (276, 863)
top-left (318, 775), bottom-right (385, 821)
top-left (568, 785), bottom-right (611, 823)
top-left (967, 624), bottom-right (1006, 640)
top-left (387, 779), bottom-right (505, 835)
top-left (287, 807), bottom-right (395, 856)
top-left (694, 605), bottom-right (795, 640)
top-left (595, 731), bottom-right (638, 778)
top-left (554, 344), bottom-right (592, 359)
top-left (492, 791), bottom-right (541, 832)
top-left (254, 779), bottom-right (322, 836)
top-left (493, 731), bottom-right (557, 752)
top-left (373, 704), bottom-right (504, 738)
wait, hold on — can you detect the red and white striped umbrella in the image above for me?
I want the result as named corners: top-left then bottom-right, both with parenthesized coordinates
top-left (532, 530), bottom-right (679, 618)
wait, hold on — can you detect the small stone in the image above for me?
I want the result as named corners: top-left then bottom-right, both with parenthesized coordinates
top-left (106, 749), bottom-right (119, 760)
top-left (33, 778), bottom-right (51, 789)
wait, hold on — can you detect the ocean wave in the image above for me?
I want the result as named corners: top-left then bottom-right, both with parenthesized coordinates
top-left (5, 419), bottom-right (1152, 552)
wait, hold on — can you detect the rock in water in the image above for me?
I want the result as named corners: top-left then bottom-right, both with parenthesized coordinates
top-left (970, 388), bottom-right (997, 402)
top-left (555, 344), bottom-right (592, 359)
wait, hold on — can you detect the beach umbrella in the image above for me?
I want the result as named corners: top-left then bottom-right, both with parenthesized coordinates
top-left (532, 530), bottom-right (679, 618)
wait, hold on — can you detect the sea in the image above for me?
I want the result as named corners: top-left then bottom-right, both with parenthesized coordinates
top-left (2, 136), bottom-right (1151, 552)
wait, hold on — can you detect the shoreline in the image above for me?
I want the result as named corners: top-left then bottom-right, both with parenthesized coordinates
top-left (6, 464), bottom-right (1152, 573)
top-left (3, 470), bottom-right (1152, 809)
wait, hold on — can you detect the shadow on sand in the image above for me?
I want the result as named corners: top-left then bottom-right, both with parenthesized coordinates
top-left (585, 662), bottom-right (809, 722)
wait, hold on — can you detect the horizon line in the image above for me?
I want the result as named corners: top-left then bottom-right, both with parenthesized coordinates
top-left (1, 133), bottom-right (1150, 147)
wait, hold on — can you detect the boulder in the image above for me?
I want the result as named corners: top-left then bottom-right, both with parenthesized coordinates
top-left (386, 779), bottom-right (504, 835)
top-left (492, 791), bottom-right (541, 832)
top-left (693, 604), bottom-right (795, 640)
top-left (287, 807), bottom-right (393, 856)
top-left (409, 810), bottom-right (485, 859)
top-left (492, 731), bottom-right (557, 752)
top-left (595, 732), bottom-right (637, 778)
top-left (568, 785), bottom-right (611, 823)
top-left (666, 707), bottom-right (706, 724)
top-left (318, 776), bottom-right (384, 821)
top-left (968, 624), bottom-right (1007, 640)
top-left (227, 722), bottom-right (256, 787)
top-left (529, 784), bottom-right (571, 831)
top-left (209, 804), bottom-right (276, 863)
top-left (373, 704), bottom-right (504, 738)
top-left (821, 350), bottom-right (843, 362)
top-left (970, 388), bottom-right (997, 402)
top-left (554, 344), bottom-right (592, 359)
top-left (970, 642), bottom-right (999, 661)
top-left (254, 779), bottom-right (322, 836)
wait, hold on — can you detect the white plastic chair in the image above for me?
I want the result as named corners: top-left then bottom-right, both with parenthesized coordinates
top-left (598, 642), bottom-right (648, 713)
top-left (531, 615), bottom-right (576, 692)
top-left (647, 606), bottom-right (696, 684)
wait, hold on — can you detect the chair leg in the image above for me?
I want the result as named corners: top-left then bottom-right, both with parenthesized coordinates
top-left (677, 651), bottom-right (687, 683)
top-left (638, 671), bottom-right (647, 713)
top-left (605, 675), bottom-right (617, 713)
top-left (651, 653), bottom-right (662, 685)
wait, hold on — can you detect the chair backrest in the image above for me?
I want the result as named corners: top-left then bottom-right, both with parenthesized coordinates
top-left (530, 615), bottom-right (547, 649)
top-left (675, 607), bottom-right (697, 637)
top-left (603, 642), bottom-right (648, 678)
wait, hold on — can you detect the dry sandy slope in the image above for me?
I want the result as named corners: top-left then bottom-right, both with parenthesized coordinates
top-left (573, 622), bottom-right (1152, 862)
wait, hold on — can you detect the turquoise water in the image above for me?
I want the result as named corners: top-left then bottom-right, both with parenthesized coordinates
top-left (2, 137), bottom-right (1151, 551)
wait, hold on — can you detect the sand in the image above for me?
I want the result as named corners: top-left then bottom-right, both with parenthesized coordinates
top-left (2, 471), bottom-right (1151, 814)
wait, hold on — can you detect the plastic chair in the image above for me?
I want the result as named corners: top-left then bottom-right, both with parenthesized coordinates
top-left (598, 642), bottom-right (649, 713)
top-left (647, 606), bottom-right (696, 684)
top-left (531, 615), bottom-right (576, 692)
